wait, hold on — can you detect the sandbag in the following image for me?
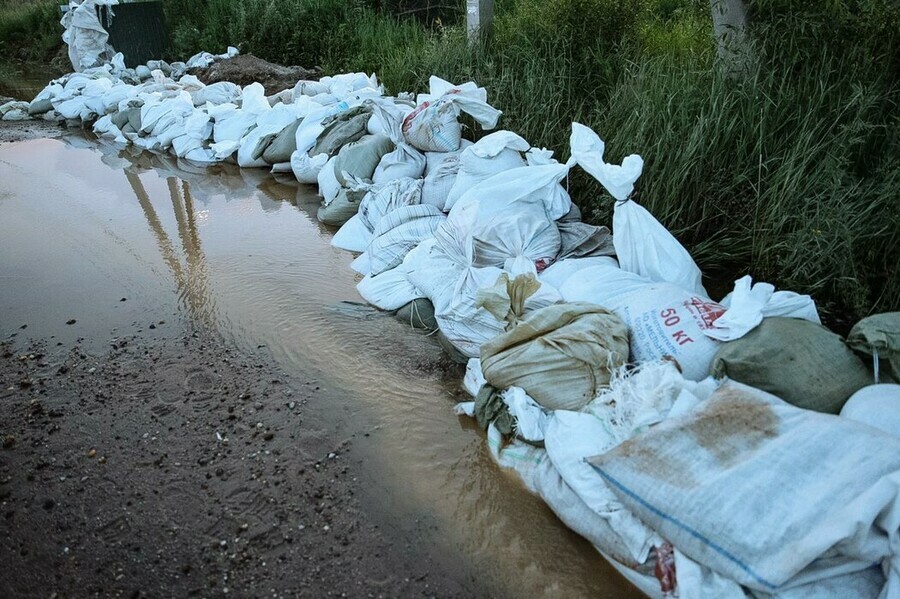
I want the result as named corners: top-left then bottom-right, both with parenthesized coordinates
top-left (290, 150), bottom-right (328, 184)
top-left (840, 384), bottom-right (900, 437)
top-left (356, 264), bottom-right (424, 311)
top-left (479, 274), bottom-right (629, 411)
top-left (402, 76), bottom-right (501, 153)
top-left (559, 261), bottom-right (723, 381)
top-left (711, 317), bottom-right (871, 414)
top-left (191, 81), bottom-right (241, 106)
top-left (556, 221), bottom-right (616, 260)
top-left (372, 143), bottom-right (426, 184)
top-left (261, 119), bottom-right (302, 165)
top-left (589, 380), bottom-right (900, 597)
top-left (357, 178), bottom-right (423, 234)
top-left (310, 105), bottom-right (372, 157)
top-left (332, 134), bottom-right (394, 187)
top-left (421, 154), bottom-right (461, 210)
top-left (395, 298), bottom-right (438, 331)
top-left (317, 187), bottom-right (366, 227)
top-left (445, 131), bottom-right (529, 211)
top-left (848, 312), bottom-right (900, 382)
top-left (367, 204), bottom-right (445, 276)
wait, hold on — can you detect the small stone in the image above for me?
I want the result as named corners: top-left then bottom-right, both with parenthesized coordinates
top-left (66, 320), bottom-right (76, 325)
top-left (87, 448), bottom-right (96, 458)
top-left (98, 456), bottom-right (107, 465)
top-left (263, 432), bottom-right (274, 441)
top-left (87, 367), bottom-right (96, 374)
top-left (2, 435), bottom-right (15, 449)
top-left (120, 298), bottom-right (127, 302)
top-left (148, 324), bottom-right (156, 330)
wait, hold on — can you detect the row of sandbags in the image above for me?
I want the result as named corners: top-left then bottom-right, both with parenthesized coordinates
top-left (14, 50), bottom-right (900, 598)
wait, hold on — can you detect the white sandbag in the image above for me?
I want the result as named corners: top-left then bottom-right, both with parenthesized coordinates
top-left (356, 261), bottom-right (425, 311)
top-left (589, 380), bottom-right (900, 598)
top-left (331, 213), bottom-right (372, 253)
top-left (463, 358), bottom-right (486, 398)
top-left (238, 104), bottom-right (302, 168)
top-left (61, 0), bottom-right (118, 72)
top-left (191, 81), bottom-right (241, 106)
top-left (539, 256), bottom-right (620, 290)
top-left (423, 141), bottom-right (471, 175)
top-left (470, 204), bottom-right (561, 272)
top-left (545, 411), bottom-right (663, 563)
top-left (171, 110), bottom-right (213, 158)
top-left (293, 80), bottom-right (329, 99)
top-left (290, 150), bottom-right (328, 184)
top-left (436, 268), bottom-right (563, 358)
top-left (704, 275), bottom-right (821, 341)
top-left (372, 143), bottom-right (426, 183)
top-left (421, 154), bottom-right (460, 210)
top-left (0, 101), bottom-right (31, 121)
top-left (569, 122), bottom-right (709, 297)
top-left (840, 384), bottom-right (900, 438)
top-left (487, 432), bottom-right (653, 570)
top-left (92, 114), bottom-right (119, 137)
top-left (559, 261), bottom-right (724, 380)
top-left (317, 155), bottom-right (342, 204)
top-left (357, 177), bottom-right (423, 233)
top-left (367, 204), bottom-right (445, 276)
top-left (402, 76), bottom-right (501, 152)
top-left (449, 161), bottom-right (574, 221)
top-left (444, 131), bottom-right (529, 210)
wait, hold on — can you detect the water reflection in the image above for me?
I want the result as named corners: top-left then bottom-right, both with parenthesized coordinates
top-left (5, 135), bottom-right (641, 598)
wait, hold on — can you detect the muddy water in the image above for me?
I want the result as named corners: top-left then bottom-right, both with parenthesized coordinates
top-left (0, 137), bottom-right (641, 598)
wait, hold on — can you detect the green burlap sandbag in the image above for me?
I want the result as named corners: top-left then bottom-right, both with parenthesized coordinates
top-left (478, 274), bottom-right (630, 411)
top-left (259, 118), bottom-right (301, 164)
top-left (395, 298), bottom-right (437, 331)
top-left (712, 317), bottom-right (871, 414)
top-left (332, 134), bottom-right (394, 187)
top-left (310, 106), bottom-right (372, 158)
top-left (847, 312), bottom-right (900, 382)
top-left (316, 187), bottom-right (367, 227)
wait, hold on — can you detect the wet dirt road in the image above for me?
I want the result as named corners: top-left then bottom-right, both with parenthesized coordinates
top-left (0, 136), bottom-right (641, 598)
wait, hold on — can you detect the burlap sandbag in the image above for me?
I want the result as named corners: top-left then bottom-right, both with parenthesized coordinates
top-left (316, 187), bottom-right (366, 227)
top-left (478, 274), bottom-right (629, 411)
top-left (260, 119), bottom-right (302, 164)
top-left (712, 317), bottom-right (871, 414)
top-left (311, 105), bottom-right (372, 158)
top-left (332, 134), bottom-right (394, 187)
top-left (847, 312), bottom-right (900, 382)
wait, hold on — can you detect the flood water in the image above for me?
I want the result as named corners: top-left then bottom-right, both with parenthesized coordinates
top-left (0, 137), bottom-right (641, 598)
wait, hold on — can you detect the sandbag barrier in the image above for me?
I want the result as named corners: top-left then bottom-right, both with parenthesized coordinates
top-left (9, 49), bottom-right (900, 599)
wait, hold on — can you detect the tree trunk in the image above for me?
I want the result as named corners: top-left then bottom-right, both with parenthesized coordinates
top-left (709, 0), bottom-right (753, 77)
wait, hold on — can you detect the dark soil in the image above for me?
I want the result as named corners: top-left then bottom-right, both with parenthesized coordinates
top-left (0, 330), bottom-right (474, 598)
top-left (0, 116), bottom-right (66, 144)
top-left (190, 55), bottom-right (321, 95)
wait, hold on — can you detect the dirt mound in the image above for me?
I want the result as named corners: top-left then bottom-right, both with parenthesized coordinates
top-left (190, 54), bottom-right (321, 94)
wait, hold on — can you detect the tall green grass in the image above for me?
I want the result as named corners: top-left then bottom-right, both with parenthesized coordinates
top-left (0, 0), bottom-right (62, 65)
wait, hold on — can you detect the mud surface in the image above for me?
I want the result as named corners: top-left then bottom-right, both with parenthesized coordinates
top-left (0, 117), bottom-right (66, 144)
top-left (191, 55), bottom-right (321, 94)
top-left (0, 331), bottom-right (473, 598)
